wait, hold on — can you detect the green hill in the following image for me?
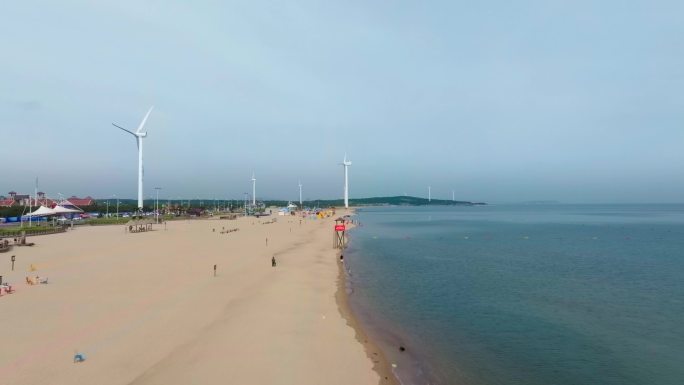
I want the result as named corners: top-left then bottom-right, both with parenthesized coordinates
top-left (263, 196), bottom-right (484, 207)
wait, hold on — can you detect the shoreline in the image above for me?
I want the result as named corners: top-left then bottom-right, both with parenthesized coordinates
top-left (335, 252), bottom-right (399, 385)
top-left (340, 211), bottom-right (441, 385)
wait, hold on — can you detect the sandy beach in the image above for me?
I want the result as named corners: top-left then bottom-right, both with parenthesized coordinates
top-left (0, 213), bottom-right (395, 385)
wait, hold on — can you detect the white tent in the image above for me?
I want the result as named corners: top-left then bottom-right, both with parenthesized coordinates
top-left (53, 205), bottom-right (82, 214)
top-left (23, 205), bottom-right (58, 217)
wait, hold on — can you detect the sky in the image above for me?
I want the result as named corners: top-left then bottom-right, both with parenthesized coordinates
top-left (1, 0), bottom-right (683, 203)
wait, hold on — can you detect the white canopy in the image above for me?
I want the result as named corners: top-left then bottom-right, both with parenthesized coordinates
top-left (23, 205), bottom-right (58, 217)
top-left (53, 205), bottom-right (82, 214)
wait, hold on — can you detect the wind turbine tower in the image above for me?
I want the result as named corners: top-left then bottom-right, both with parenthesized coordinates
top-left (341, 154), bottom-right (352, 208)
top-left (113, 107), bottom-right (153, 211)
top-left (428, 186), bottom-right (432, 202)
top-left (298, 180), bottom-right (303, 207)
top-left (251, 172), bottom-right (257, 206)
top-left (452, 190), bottom-right (455, 201)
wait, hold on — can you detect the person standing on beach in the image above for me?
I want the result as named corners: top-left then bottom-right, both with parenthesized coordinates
top-left (271, 255), bottom-right (276, 267)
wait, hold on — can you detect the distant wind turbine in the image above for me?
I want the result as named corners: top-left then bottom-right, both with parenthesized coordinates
top-left (251, 172), bottom-right (256, 206)
top-left (452, 190), bottom-right (455, 201)
top-left (428, 186), bottom-right (431, 202)
top-left (298, 180), bottom-right (303, 207)
top-left (113, 106), bottom-right (153, 211)
top-left (340, 154), bottom-right (352, 208)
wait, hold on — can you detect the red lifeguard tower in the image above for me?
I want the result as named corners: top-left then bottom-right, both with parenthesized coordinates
top-left (333, 217), bottom-right (346, 249)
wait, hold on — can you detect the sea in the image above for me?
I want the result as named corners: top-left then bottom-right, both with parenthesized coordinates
top-left (344, 204), bottom-right (684, 385)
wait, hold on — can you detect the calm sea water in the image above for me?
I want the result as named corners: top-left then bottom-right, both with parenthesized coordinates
top-left (345, 205), bottom-right (684, 385)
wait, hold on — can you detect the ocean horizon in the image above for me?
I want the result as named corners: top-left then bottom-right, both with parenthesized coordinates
top-left (346, 204), bottom-right (684, 385)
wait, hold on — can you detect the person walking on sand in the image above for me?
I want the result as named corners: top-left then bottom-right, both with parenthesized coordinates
top-left (271, 255), bottom-right (277, 267)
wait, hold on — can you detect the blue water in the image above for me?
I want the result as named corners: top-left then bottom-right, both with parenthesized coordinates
top-left (345, 205), bottom-right (684, 385)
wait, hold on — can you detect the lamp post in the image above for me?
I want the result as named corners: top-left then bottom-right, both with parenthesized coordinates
top-left (114, 194), bottom-right (119, 218)
top-left (106, 199), bottom-right (109, 217)
top-left (154, 187), bottom-right (162, 224)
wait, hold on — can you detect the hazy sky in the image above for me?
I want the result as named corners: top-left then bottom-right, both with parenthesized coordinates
top-left (2, 1), bottom-right (683, 203)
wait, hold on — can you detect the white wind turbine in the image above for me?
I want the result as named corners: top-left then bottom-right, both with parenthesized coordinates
top-left (298, 180), bottom-right (303, 207)
top-left (113, 107), bottom-right (153, 211)
top-left (251, 172), bottom-right (256, 206)
top-left (340, 154), bottom-right (352, 209)
top-left (428, 186), bottom-right (432, 202)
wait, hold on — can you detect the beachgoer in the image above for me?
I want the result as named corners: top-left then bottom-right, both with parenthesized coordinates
top-left (214, 264), bottom-right (217, 277)
top-left (339, 255), bottom-right (344, 262)
top-left (271, 256), bottom-right (276, 267)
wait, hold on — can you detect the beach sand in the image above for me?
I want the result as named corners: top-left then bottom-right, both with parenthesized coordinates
top-left (0, 213), bottom-right (396, 385)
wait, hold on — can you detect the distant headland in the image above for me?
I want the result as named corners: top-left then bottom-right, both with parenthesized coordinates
top-left (264, 196), bottom-right (486, 207)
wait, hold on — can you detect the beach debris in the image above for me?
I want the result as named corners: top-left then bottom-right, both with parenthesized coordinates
top-left (73, 351), bottom-right (86, 363)
top-left (391, 363), bottom-right (397, 368)
top-left (399, 346), bottom-right (406, 352)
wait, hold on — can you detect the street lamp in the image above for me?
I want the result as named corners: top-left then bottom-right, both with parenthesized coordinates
top-left (154, 187), bottom-right (162, 224)
top-left (114, 194), bottom-right (119, 218)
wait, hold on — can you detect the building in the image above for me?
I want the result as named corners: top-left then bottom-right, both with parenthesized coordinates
top-left (0, 196), bottom-right (15, 207)
top-left (65, 196), bottom-right (95, 206)
top-left (36, 192), bottom-right (57, 207)
top-left (0, 191), bottom-right (92, 208)
top-left (1, 191), bottom-right (30, 207)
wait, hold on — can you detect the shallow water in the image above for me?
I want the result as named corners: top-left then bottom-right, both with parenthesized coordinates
top-left (345, 204), bottom-right (684, 385)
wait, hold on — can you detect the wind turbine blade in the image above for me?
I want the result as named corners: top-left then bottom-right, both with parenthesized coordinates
top-left (112, 123), bottom-right (136, 136)
top-left (136, 106), bottom-right (154, 134)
